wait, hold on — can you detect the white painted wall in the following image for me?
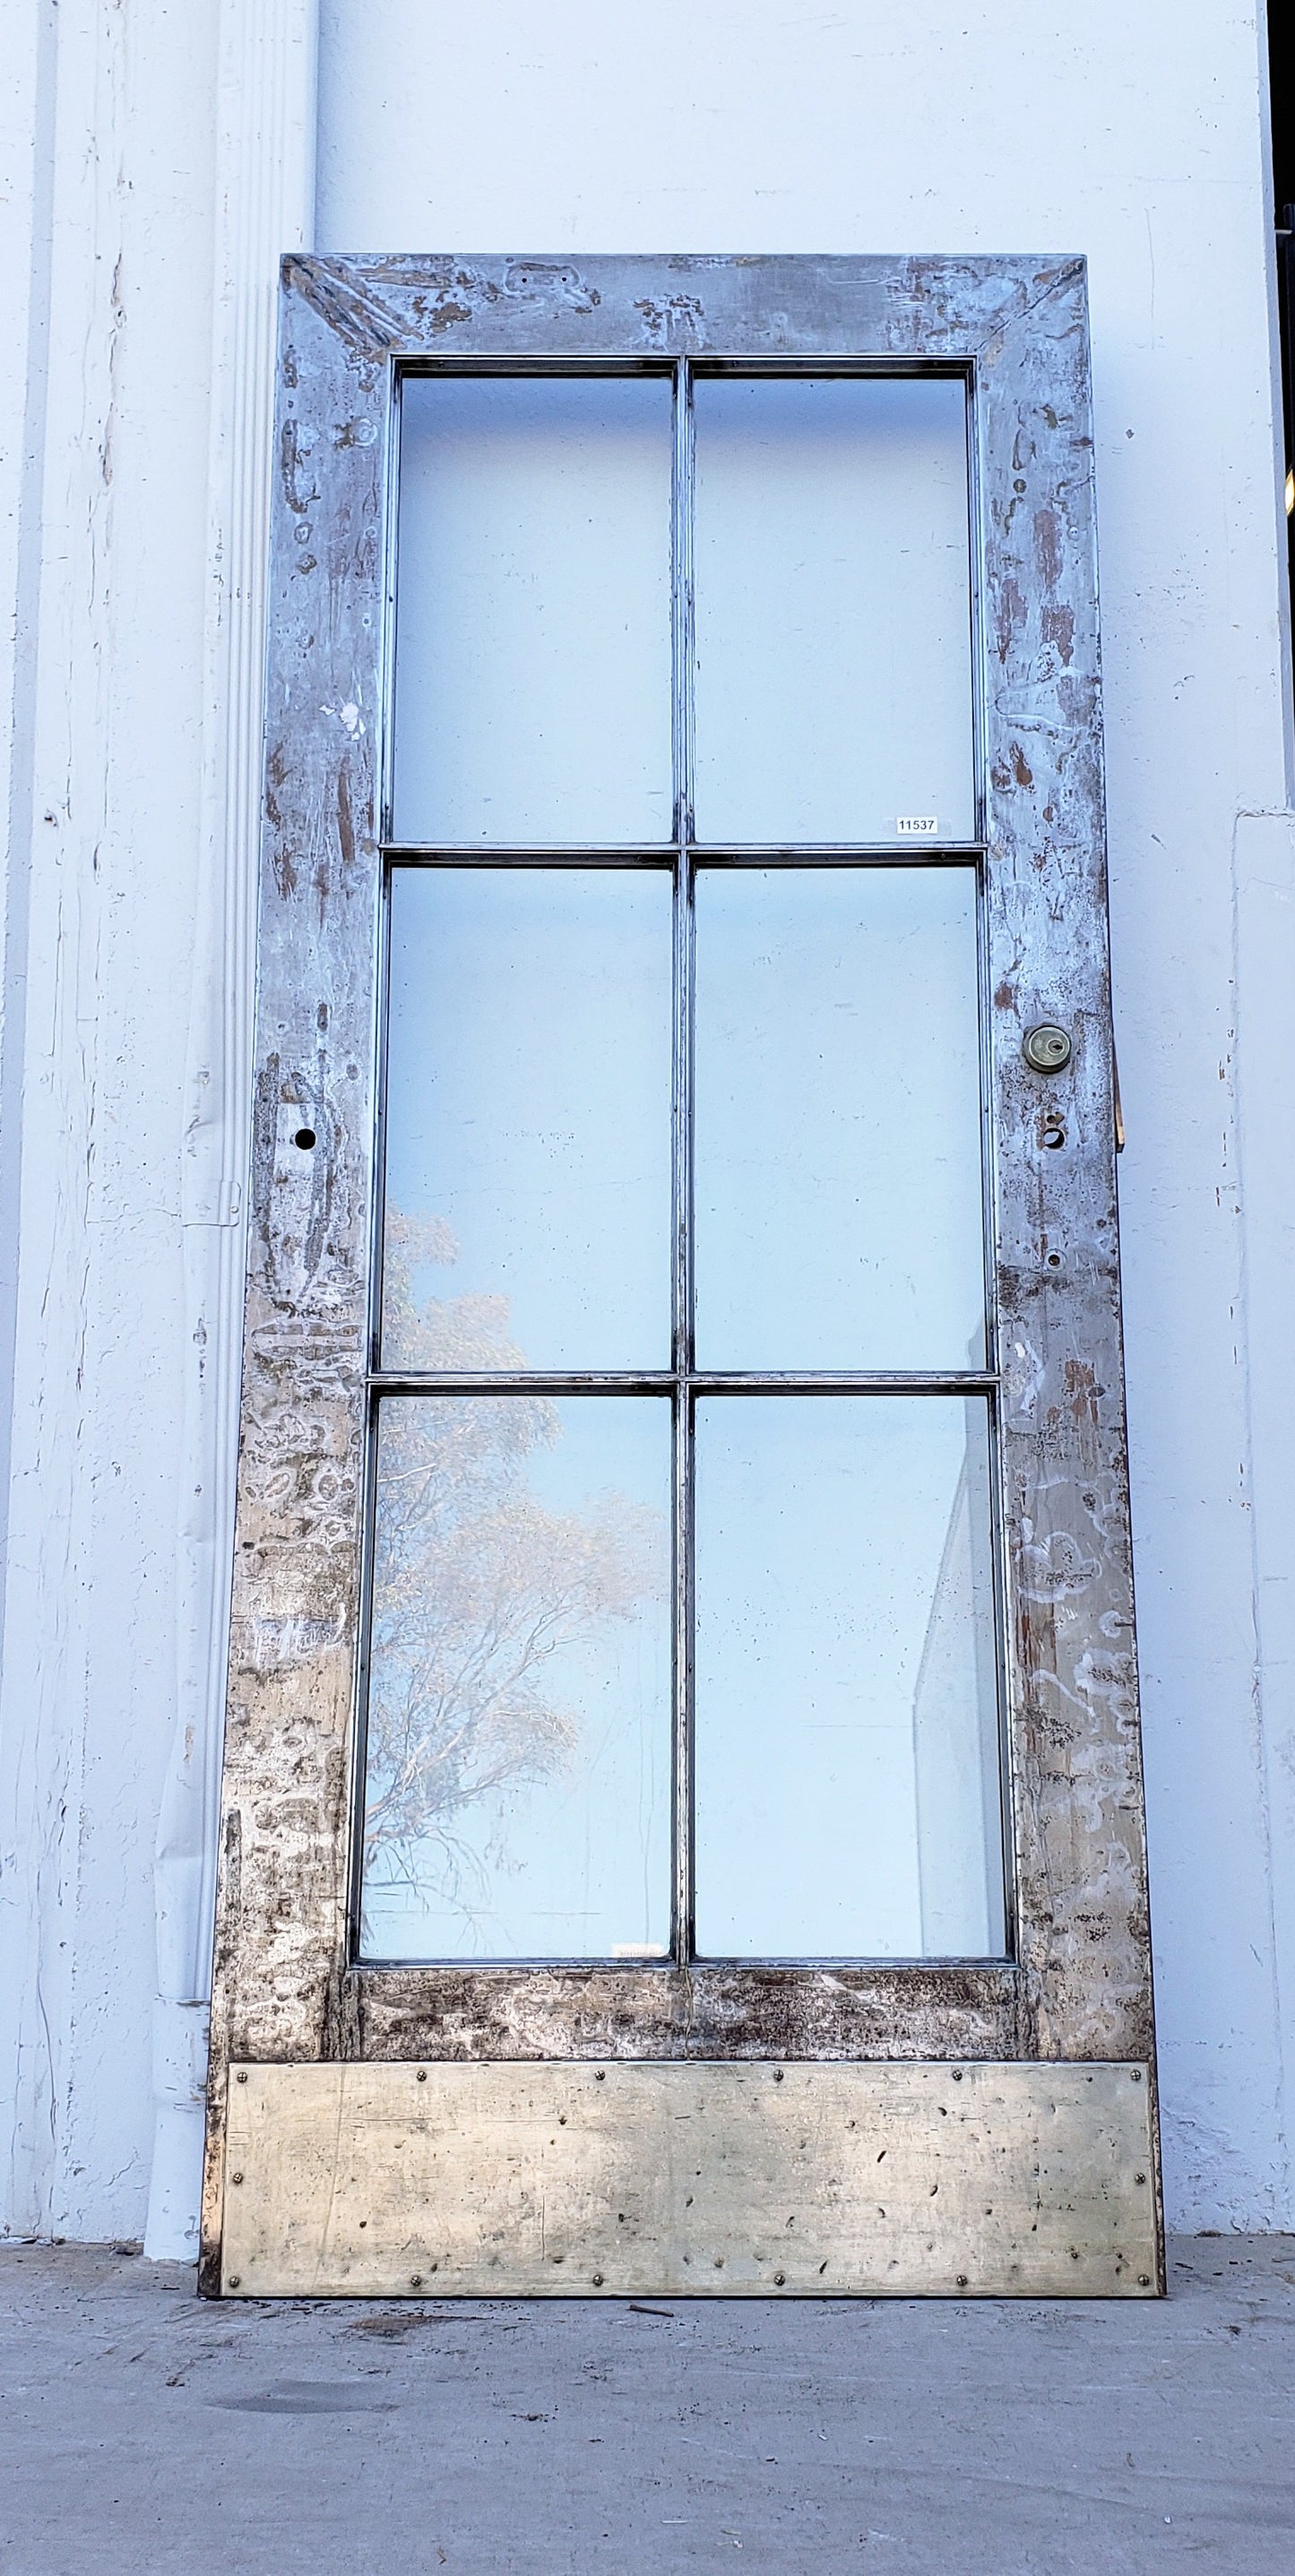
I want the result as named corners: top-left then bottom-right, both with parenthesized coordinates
top-left (2, 0), bottom-right (1291, 2245)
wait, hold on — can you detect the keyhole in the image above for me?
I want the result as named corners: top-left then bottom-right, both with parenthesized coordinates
top-left (1042, 1121), bottom-right (1066, 1150)
top-left (294, 1127), bottom-right (317, 1151)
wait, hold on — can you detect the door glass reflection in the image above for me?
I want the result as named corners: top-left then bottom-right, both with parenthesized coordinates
top-left (694, 1396), bottom-right (1004, 1960)
top-left (693, 376), bottom-right (974, 843)
top-left (360, 1396), bottom-right (672, 1962)
top-left (382, 868), bottom-right (673, 1373)
top-left (695, 867), bottom-right (985, 1370)
top-left (393, 375), bottom-right (673, 845)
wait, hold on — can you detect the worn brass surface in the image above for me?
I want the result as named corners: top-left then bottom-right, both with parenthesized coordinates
top-left (220, 2059), bottom-right (1160, 2299)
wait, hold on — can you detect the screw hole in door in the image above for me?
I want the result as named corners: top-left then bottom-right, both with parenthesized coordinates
top-left (294, 1127), bottom-right (316, 1151)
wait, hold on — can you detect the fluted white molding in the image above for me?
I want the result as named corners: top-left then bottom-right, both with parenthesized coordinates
top-left (145, 0), bottom-right (319, 2260)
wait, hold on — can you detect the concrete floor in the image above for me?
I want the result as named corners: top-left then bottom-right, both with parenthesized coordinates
top-left (0, 2237), bottom-right (1292, 2572)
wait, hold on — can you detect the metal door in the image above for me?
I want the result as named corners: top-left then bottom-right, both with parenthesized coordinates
top-left (203, 255), bottom-right (1161, 2299)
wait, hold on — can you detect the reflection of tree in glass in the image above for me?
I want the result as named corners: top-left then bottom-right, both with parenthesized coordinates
top-left (363, 1214), bottom-right (665, 1924)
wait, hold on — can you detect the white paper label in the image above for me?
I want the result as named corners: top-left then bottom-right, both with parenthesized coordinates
top-left (896, 815), bottom-right (939, 836)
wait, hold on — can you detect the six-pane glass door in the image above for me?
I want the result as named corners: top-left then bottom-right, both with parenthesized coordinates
top-left (360, 365), bottom-right (1006, 1964)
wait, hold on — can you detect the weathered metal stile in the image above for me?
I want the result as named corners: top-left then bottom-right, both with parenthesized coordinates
top-left (202, 255), bottom-right (1162, 2297)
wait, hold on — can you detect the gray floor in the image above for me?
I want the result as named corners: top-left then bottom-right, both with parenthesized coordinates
top-left (0, 2237), bottom-right (1292, 2572)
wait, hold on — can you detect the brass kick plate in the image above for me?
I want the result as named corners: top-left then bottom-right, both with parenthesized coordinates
top-left (219, 2059), bottom-right (1160, 2299)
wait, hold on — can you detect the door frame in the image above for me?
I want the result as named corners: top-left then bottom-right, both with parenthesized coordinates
top-left (200, 254), bottom-right (1162, 2297)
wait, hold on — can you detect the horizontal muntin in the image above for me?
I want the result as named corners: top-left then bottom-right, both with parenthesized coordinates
top-left (368, 1370), bottom-right (999, 1396)
top-left (381, 842), bottom-right (987, 865)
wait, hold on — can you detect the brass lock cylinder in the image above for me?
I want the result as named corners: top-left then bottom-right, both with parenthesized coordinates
top-left (1023, 1023), bottom-right (1072, 1073)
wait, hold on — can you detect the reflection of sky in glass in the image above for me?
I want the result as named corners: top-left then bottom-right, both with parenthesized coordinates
top-left (695, 868), bottom-right (985, 1370)
top-left (383, 869), bottom-right (673, 1370)
top-left (361, 1397), bottom-right (672, 1962)
top-left (695, 1397), bottom-right (1003, 1959)
top-left (693, 375), bottom-right (974, 843)
top-left (393, 375), bottom-right (673, 845)
top-left (376, 348), bottom-right (997, 1965)
top-left (370, 858), bottom-right (1002, 1963)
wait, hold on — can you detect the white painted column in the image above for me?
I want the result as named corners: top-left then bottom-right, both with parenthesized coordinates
top-left (145, 0), bottom-right (319, 2260)
top-left (0, 0), bottom-right (134, 2244)
top-left (0, 0), bottom-right (318, 2255)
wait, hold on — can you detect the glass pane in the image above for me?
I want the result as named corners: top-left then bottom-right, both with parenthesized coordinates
top-left (693, 376), bottom-right (974, 843)
top-left (393, 376), bottom-right (673, 844)
top-left (383, 869), bottom-right (672, 1372)
top-left (361, 1396), bottom-right (671, 1961)
top-left (694, 1396), bottom-right (1003, 1959)
top-left (695, 868), bottom-right (985, 1370)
